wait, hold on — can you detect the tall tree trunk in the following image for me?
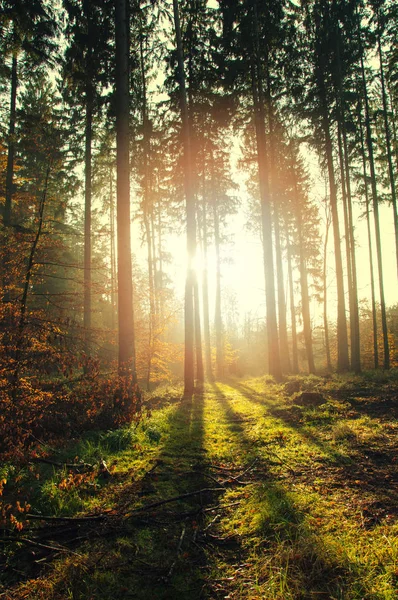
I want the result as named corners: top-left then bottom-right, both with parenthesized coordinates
top-left (12, 165), bottom-right (51, 400)
top-left (360, 51), bottom-right (390, 369)
top-left (109, 167), bottom-right (116, 332)
top-left (377, 21), bottom-right (398, 280)
top-left (357, 101), bottom-right (378, 368)
top-left (157, 208), bottom-right (164, 320)
top-left (84, 88), bottom-right (93, 360)
top-left (320, 96), bottom-right (349, 371)
top-left (150, 206), bottom-right (158, 315)
top-left (334, 26), bottom-right (360, 372)
top-left (322, 200), bottom-right (332, 371)
top-left (336, 124), bottom-right (354, 370)
top-left (115, 0), bottom-right (137, 381)
top-left (296, 190), bottom-right (315, 374)
top-left (266, 72), bottom-right (290, 373)
top-left (194, 279), bottom-right (204, 385)
top-left (139, 23), bottom-right (155, 390)
top-left (4, 53), bottom-right (17, 227)
top-left (251, 1), bottom-right (281, 380)
top-left (285, 226), bottom-right (299, 373)
top-left (274, 204), bottom-right (291, 373)
top-left (341, 125), bottom-right (361, 373)
top-left (213, 197), bottom-right (224, 379)
top-left (172, 0), bottom-right (196, 396)
top-left (201, 180), bottom-right (213, 380)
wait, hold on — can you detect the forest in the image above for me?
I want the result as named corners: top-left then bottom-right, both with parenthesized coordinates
top-left (0, 0), bottom-right (397, 598)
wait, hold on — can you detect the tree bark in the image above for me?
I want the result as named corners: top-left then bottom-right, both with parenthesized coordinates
top-left (360, 51), bottom-right (390, 369)
top-left (322, 199), bottom-right (332, 371)
top-left (296, 190), bottom-right (316, 374)
top-left (109, 168), bottom-right (116, 332)
top-left (285, 226), bottom-right (299, 373)
top-left (115, 0), bottom-right (137, 381)
top-left (251, 1), bottom-right (281, 380)
top-left (83, 85), bottom-right (93, 360)
top-left (200, 180), bottom-right (213, 380)
top-left (4, 53), bottom-right (17, 227)
top-left (213, 195), bottom-right (224, 379)
top-left (377, 20), bottom-right (398, 281)
top-left (357, 101), bottom-right (378, 368)
top-left (321, 98), bottom-right (349, 371)
top-left (194, 278), bottom-right (204, 385)
top-left (172, 0), bottom-right (196, 396)
top-left (12, 165), bottom-right (51, 400)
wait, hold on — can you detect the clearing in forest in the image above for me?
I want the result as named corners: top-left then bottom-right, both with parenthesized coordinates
top-left (1, 374), bottom-right (397, 599)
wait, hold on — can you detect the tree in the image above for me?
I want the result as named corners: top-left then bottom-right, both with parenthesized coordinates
top-left (115, 0), bottom-right (137, 382)
top-left (0, 0), bottom-right (57, 227)
top-left (63, 0), bottom-right (113, 358)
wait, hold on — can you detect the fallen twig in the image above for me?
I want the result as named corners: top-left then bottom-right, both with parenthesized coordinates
top-left (206, 501), bottom-right (240, 512)
top-left (30, 458), bottom-right (94, 470)
top-left (166, 525), bottom-right (186, 579)
top-left (26, 513), bottom-right (106, 522)
top-left (127, 487), bottom-right (225, 515)
top-left (0, 536), bottom-right (81, 556)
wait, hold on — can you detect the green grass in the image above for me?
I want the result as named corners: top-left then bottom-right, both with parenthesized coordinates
top-left (1, 374), bottom-right (397, 599)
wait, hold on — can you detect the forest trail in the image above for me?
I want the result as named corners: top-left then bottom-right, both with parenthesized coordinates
top-left (3, 376), bottom-right (398, 599)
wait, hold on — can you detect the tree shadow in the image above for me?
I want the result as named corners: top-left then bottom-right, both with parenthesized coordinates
top-left (91, 390), bottom-right (211, 600)
top-left (207, 382), bottom-right (371, 599)
top-left (223, 379), bottom-right (398, 526)
top-left (5, 391), bottom-right (215, 600)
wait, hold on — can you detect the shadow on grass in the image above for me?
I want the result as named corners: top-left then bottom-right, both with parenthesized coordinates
top-left (224, 380), bottom-right (398, 511)
top-left (208, 382), bottom-right (369, 599)
top-left (4, 391), bottom-right (218, 600)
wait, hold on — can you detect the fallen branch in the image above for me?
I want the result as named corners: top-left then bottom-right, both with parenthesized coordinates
top-left (166, 525), bottom-right (186, 579)
top-left (0, 536), bottom-right (81, 556)
top-left (30, 458), bottom-right (94, 470)
top-left (26, 513), bottom-right (106, 522)
top-left (202, 501), bottom-right (241, 513)
top-left (127, 487), bottom-right (225, 515)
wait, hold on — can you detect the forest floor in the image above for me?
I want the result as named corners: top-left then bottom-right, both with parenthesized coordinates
top-left (1, 372), bottom-right (398, 599)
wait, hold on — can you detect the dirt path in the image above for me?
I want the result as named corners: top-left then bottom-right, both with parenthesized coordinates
top-left (3, 377), bottom-right (398, 599)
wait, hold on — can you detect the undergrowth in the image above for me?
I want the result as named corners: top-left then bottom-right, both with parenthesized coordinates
top-left (1, 374), bottom-right (397, 599)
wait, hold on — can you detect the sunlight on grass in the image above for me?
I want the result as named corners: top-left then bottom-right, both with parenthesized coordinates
top-left (2, 375), bottom-right (397, 599)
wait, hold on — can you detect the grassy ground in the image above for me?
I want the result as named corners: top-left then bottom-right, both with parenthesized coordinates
top-left (1, 373), bottom-right (397, 599)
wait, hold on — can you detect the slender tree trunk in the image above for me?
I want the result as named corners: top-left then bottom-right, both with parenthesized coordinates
top-left (144, 216), bottom-right (155, 390)
top-left (334, 26), bottom-right (360, 372)
top-left (139, 24), bottom-right (155, 391)
top-left (266, 70), bottom-right (290, 373)
top-left (377, 23), bottom-right (398, 280)
top-left (213, 197), bottom-right (224, 379)
top-left (194, 279), bottom-right (204, 385)
top-left (201, 183), bottom-right (213, 380)
top-left (296, 190), bottom-right (315, 374)
top-left (358, 101), bottom-right (378, 368)
top-left (157, 209), bottom-right (164, 320)
top-left (4, 53), bottom-right (17, 227)
top-left (12, 165), bottom-right (51, 400)
top-left (84, 88), bottom-right (93, 360)
top-left (321, 98), bottom-right (349, 371)
top-left (172, 0), bottom-right (196, 396)
top-left (274, 205), bottom-right (291, 373)
top-left (115, 0), bottom-right (137, 381)
top-left (322, 201), bottom-right (332, 371)
top-left (341, 125), bottom-right (361, 373)
top-left (251, 2), bottom-right (281, 380)
top-left (360, 51), bottom-right (390, 369)
top-left (109, 168), bottom-right (116, 332)
top-left (285, 226), bottom-right (299, 373)
top-left (150, 207), bottom-right (158, 315)
top-left (336, 125), bottom-right (354, 368)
